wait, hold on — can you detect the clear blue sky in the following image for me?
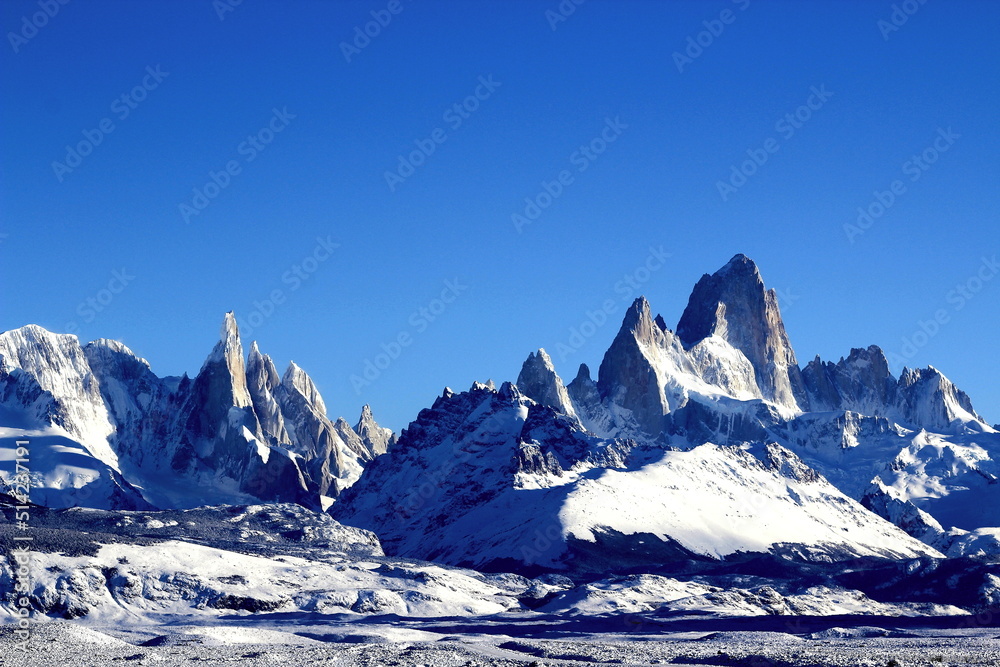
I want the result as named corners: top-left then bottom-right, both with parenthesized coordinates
top-left (2, 0), bottom-right (998, 431)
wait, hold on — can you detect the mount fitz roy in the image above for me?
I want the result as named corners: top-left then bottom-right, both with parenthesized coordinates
top-left (2, 253), bottom-right (999, 577)
top-left (0, 313), bottom-right (394, 511)
top-left (334, 254), bottom-right (1000, 571)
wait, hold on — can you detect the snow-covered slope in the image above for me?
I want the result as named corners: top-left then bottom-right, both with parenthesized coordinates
top-left (559, 442), bottom-right (938, 562)
top-left (1, 500), bottom-right (986, 625)
top-left (539, 573), bottom-right (965, 617)
top-left (0, 326), bottom-right (118, 468)
top-left (0, 503), bottom-right (521, 622)
top-left (334, 381), bottom-right (939, 571)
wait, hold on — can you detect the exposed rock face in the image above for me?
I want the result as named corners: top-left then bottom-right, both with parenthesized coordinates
top-left (516, 349), bottom-right (577, 420)
top-left (566, 363), bottom-right (615, 436)
top-left (802, 348), bottom-right (986, 433)
top-left (246, 341), bottom-right (293, 448)
top-left (597, 297), bottom-right (690, 437)
top-left (676, 254), bottom-right (807, 411)
top-left (802, 345), bottom-right (897, 414)
top-left (896, 366), bottom-right (986, 432)
top-left (861, 478), bottom-right (948, 548)
top-left (179, 314), bottom-right (266, 476)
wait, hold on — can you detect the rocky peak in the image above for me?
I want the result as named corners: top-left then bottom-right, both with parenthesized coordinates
top-left (516, 348), bottom-right (577, 419)
top-left (196, 311), bottom-right (252, 410)
top-left (282, 361), bottom-right (328, 417)
top-left (618, 297), bottom-right (659, 346)
top-left (245, 341), bottom-right (292, 448)
top-left (83, 338), bottom-right (161, 428)
top-left (246, 341), bottom-right (282, 392)
top-left (0, 324), bottom-right (118, 467)
top-left (354, 403), bottom-right (395, 458)
top-left (470, 379), bottom-right (497, 392)
top-left (896, 365), bottom-right (987, 432)
top-left (597, 297), bottom-right (677, 437)
top-left (497, 380), bottom-right (522, 402)
top-left (676, 254), bottom-right (805, 410)
top-left (181, 312), bottom-right (266, 464)
top-left (803, 345), bottom-right (896, 414)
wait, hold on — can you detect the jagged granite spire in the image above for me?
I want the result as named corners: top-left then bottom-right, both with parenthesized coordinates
top-left (896, 365), bottom-right (986, 432)
top-left (676, 254), bottom-right (807, 411)
top-left (596, 297), bottom-right (694, 436)
top-left (246, 341), bottom-right (293, 448)
top-left (516, 348), bottom-right (577, 419)
top-left (185, 312), bottom-right (260, 441)
top-left (354, 404), bottom-right (395, 458)
top-left (282, 360), bottom-right (328, 417)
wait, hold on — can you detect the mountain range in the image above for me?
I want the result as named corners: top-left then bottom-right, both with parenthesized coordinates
top-left (0, 313), bottom-right (394, 512)
top-left (2, 253), bottom-right (999, 577)
top-left (335, 254), bottom-right (1000, 571)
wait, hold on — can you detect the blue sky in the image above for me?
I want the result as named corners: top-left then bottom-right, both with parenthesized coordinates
top-left (2, 0), bottom-right (998, 431)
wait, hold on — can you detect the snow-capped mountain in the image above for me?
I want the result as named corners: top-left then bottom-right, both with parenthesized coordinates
top-left (0, 314), bottom-right (394, 510)
top-left (334, 381), bottom-right (939, 572)
top-left (336, 254), bottom-right (1000, 568)
top-left (3, 254), bottom-right (997, 573)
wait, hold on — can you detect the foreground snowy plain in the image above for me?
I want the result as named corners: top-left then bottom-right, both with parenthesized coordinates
top-left (2, 615), bottom-right (1000, 666)
top-left (2, 503), bottom-right (999, 666)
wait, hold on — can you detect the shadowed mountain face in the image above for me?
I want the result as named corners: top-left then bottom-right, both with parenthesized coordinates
top-left (0, 314), bottom-right (394, 510)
